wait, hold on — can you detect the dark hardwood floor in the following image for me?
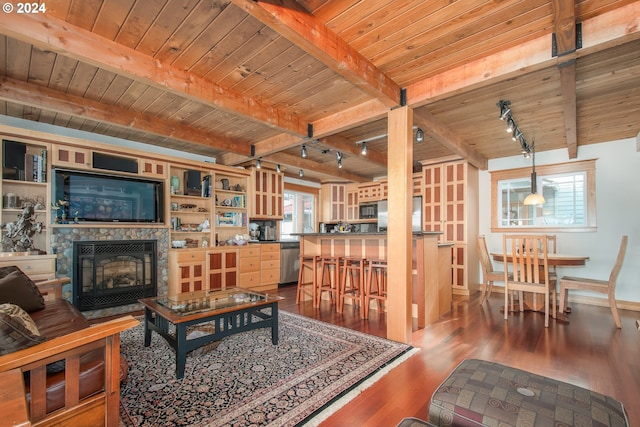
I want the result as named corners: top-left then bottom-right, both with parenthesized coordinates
top-left (273, 284), bottom-right (640, 426)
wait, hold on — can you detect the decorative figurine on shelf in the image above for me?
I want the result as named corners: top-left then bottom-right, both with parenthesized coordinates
top-left (1, 206), bottom-right (44, 253)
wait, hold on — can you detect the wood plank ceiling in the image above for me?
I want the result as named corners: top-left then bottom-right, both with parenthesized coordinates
top-left (0, 0), bottom-right (638, 183)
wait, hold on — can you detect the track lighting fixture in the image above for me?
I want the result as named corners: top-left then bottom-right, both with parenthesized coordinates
top-left (416, 128), bottom-right (424, 142)
top-left (497, 99), bottom-right (532, 157)
top-left (256, 158), bottom-right (261, 169)
top-left (336, 151), bottom-right (343, 168)
top-left (497, 100), bottom-right (511, 120)
top-left (301, 145), bottom-right (307, 158)
top-left (276, 164), bottom-right (281, 173)
top-left (361, 141), bottom-right (367, 156)
top-left (298, 169), bottom-right (304, 177)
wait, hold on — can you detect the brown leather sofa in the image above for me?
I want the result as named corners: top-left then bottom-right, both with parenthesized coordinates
top-left (27, 297), bottom-right (130, 413)
top-left (0, 266), bottom-right (138, 426)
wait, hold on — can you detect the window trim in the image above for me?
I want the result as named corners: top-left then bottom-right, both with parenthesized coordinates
top-left (490, 159), bottom-right (597, 232)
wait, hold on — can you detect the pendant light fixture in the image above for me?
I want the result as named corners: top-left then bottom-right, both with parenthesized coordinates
top-left (523, 139), bottom-right (545, 206)
top-left (301, 145), bottom-right (307, 158)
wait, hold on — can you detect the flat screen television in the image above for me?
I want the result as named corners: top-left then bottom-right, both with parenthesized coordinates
top-left (53, 169), bottom-right (164, 223)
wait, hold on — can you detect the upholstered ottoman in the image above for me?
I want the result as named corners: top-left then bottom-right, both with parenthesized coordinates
top-left (428, 359), bottom-right (629, 427)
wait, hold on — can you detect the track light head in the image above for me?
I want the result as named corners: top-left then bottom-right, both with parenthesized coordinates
top-left (416, 128), bottom-right (424, 142)
top-left (506, 117), bottom-right (515, 133)
top-left (276, 164), bottom-right (281, 173)
top-left (361, 141), bottom-right (367, 155)
top-left (497, 100), bottom-right (511, 120)
top-left (298, 169), bottom-right (304, 177)
top-left (301, 145), bottom-right (307, 158)
top-left (256, 158), bottom-right (261, 169)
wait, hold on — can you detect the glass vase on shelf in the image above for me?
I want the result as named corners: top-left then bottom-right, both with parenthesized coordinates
top-left (171, 175), bottom-right (180, 194)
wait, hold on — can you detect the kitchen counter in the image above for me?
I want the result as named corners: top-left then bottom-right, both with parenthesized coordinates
top-left (298, 232), bottom-right (452, 328)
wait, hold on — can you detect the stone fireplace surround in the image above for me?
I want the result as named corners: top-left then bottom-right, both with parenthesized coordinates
top-left (51, 227), bottom-right (169, 319)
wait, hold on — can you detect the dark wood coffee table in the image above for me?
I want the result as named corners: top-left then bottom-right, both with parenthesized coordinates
top-left (139, 288), bottom-right (283, 378)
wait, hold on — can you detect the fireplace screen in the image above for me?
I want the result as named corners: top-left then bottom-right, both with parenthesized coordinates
top-left (73, 240), bottom-right (157, 311)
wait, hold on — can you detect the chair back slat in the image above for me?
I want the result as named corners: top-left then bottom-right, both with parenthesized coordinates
top-left (504, 234), bottom-right (549, 285)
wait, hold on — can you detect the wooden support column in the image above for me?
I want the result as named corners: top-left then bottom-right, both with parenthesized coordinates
top-left (386, 106), bottom-right (413, 343)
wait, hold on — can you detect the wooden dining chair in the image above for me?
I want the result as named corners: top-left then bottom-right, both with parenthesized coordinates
top-left (503, 234), bottom-right (556, 327)
top-left (559, 235), bottom-right (628, 328)
top-left (477, 235), bottom-right (507, 305)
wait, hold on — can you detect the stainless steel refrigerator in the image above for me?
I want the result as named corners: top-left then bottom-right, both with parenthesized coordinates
top-left (377, 196), bottom-right (422, 232)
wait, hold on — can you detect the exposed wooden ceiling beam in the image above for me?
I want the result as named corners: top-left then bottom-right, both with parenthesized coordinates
top-left (413, 109), bottom-right (487, 170)
top-left (0, 13), bottom-right (307, 137)
top-left (231, 0), bottom-right (401, 107)
top-left (0, 76), bottom-right (252, 155)
top-left (407, 2), bottom-right (640, 107)
top-left (553, 0), bottom-right (578, 159)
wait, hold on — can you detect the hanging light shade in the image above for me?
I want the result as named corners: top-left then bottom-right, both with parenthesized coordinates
top-left (361, 141), bottom-right (367, 155)
top-left (301, 145), bottom-right (307, 158)
top-left (523, 140), bottom-right (545, 206)
top-left (416, 128), bottom-right (424, 142)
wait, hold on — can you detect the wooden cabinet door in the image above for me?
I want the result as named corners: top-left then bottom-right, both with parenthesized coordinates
top-left (207, 249), bottom-right (238, 290)
top-left (269, 171), bottom-right (283, 218)
top-left (251, 169), bottom-right (283, 219)
top-left (52, 145), bottom-right (92, 169)
top-left (320, 183), bottom-right (346, 222)
top-left (253, 169), bottom-right (268, 217)
top-left (172, 251), bottom-right (205, 294)
top-left (140, 159), bottom-right (167, 179)
top-left (330, 184), bottom-right (345, 221)
top-left (346, 184), bottom-right (359, 221)
top-left (423, 160), bottom-right (470, 292)
top-left (423, 164), bottom-right (444, 239)
top-left (207, 251), bottom-right (224, 291)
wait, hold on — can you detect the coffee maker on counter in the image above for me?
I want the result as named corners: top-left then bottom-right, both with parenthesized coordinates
top-left (249, 220), bottom-right (277, 241)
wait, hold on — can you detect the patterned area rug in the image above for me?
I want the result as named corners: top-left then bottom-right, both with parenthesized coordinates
top-left (119, 311), bottom-right (415, 427)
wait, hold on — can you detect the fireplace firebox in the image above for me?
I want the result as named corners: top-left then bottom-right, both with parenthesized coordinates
top-left (73, 240), bottom-right (157, 311)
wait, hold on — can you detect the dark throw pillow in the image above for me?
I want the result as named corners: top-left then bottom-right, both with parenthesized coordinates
top-left (0, 266), bottom-right (45, 312)
top-left (0, 303), bottom-right (46, 355)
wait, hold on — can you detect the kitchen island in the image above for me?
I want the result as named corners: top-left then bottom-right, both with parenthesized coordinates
top-left (296, 232), bottom-right (452, 328)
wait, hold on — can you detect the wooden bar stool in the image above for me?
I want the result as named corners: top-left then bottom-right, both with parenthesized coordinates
top-left (296, 255), bottom-right (319, 304)
top-left (338, 257), bottom-right (365, 316)
top-left (364, 259), bottom-right (387, 318)
top-left (315, 256), bottom-right (340, 307)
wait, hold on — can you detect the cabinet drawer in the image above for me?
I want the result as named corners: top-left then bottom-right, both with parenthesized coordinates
top-left (239, 256), bottom-right (260, 272)
top-left (261, 267), bottom-right (280, 285)
top-left (0, 257), bottom-right (55, 277)
top-left (260, 244), bottom-right (279, 253)
top-left (239, 271), bottom-right (260, 287)
top-left (261, 259), bottom-right (279, 270)
top-left (260, 250), bottom-right (280, 261)
top-left (175, 250), bottom-right (205, 263)
top-left (240, 246), bottom-right (260, 257)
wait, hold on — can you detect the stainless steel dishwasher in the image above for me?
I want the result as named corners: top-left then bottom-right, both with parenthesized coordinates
top-left (279, 241), bottom-right (300, 285)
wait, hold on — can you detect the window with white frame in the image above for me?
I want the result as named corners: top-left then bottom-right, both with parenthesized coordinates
top-left (491, 160), bottom-right (596, 231)
top-left (280, 190), bottom-right (315, 240)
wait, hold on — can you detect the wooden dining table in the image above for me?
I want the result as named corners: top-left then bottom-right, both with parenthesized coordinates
top-left (490, 252), bottom-right (590, 322)
top-left (491, 252), bottom-right (590, 267)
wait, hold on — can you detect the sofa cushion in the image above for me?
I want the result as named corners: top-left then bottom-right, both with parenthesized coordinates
top-left (0, 303), bottom-right (46, 355)
top-left (29, 298), bottom-right (90, 339)
top-left (0, 267), bottom-right (45, 313)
